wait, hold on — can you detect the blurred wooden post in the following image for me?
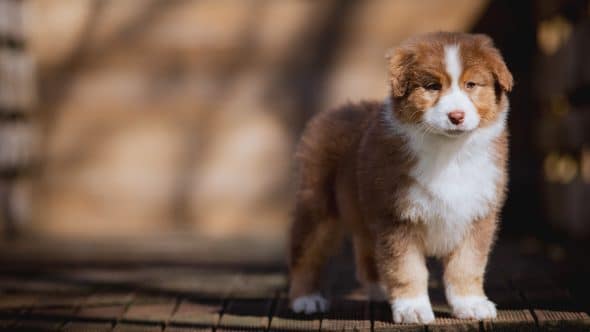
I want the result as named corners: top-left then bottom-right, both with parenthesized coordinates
top-left (534, 1), bottom-right (590, 237)
top-left (0, 0), bottom-right (36, 236)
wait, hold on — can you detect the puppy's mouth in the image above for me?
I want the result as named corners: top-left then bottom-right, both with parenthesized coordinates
top-left (419, 123), bottom-right (473, 137)
top-left (443, 129), bottom-right (470, 137)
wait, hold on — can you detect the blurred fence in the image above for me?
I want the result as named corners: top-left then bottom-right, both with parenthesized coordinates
top-left (0, 0), bottom-right (36, 235)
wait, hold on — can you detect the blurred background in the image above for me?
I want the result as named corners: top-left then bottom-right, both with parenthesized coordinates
top-left (0, 0), bottom-right (588, 250)
top-left (0, 2), bottom-right (589, 330)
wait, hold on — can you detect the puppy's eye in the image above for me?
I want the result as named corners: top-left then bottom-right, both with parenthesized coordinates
top-left (424, 83), bottom-right (441, 91)
top-left (465, 81), bottom-right (477, 89)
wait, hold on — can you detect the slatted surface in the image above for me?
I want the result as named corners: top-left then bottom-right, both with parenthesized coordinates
top-left (217, 298), bottom-right (273, 331)
top-left (0, 239), bottom-right (586, 331)
top-left (269, 297), bottom-right (322, 331)
top-left (170, 299), bottom-right (223, 327)
top-left (0, 277), bottom-right (587, 331)
top-left (320, 298), bottom-right (371, 331)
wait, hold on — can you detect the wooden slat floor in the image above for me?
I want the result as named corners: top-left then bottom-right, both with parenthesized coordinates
top-left (0, 236), bottom-right (587, 331)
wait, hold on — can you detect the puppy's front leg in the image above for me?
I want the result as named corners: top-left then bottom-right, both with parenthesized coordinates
top-left (443, 214), bottom-right (498, 320)
top-left (376, 224), bottom-right (434, 324)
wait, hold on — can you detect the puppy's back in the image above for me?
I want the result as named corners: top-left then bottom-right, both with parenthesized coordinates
top-left (295, 101), bottom-right (380, 219)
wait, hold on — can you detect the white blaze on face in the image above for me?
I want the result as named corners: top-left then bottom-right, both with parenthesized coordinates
top-left (423, 45), bottom-right (479, 133)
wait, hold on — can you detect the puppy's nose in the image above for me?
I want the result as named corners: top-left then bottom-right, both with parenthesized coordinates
top-left (448, 111), bottom-right (465, 125)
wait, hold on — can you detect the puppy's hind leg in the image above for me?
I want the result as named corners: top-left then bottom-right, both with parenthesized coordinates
top-left (352, 233), bottom-right (387, 301)
top-left (288, 201), bottom-right (342, 314)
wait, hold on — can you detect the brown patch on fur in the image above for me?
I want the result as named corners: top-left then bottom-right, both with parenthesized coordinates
top-left (458, 34), bottom-right (513, 127)
top-left (288, 32), bottom-right (511, 306)
top-left (493, 129), bottom-right (510, 205)
top-left (461, 66), bottom-right (497, 124)
top-left (335, 157), bottom-right (380, 285)
top-left (375, 222), bottom-right (429, 299)
top-left (388, 36), bottom-right (448, 123)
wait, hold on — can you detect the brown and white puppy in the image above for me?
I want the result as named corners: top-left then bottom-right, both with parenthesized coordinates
top-left (288, 32), bottom-right (512, 324)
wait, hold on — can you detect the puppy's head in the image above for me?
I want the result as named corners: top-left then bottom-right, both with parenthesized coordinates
top-left (387, 32), bottom-right (513, 136)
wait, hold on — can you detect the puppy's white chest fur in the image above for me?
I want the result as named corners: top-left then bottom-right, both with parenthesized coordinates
top-left (396, 116), bottom-right (505, 256)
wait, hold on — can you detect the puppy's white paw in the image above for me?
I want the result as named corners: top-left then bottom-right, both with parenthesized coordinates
top-left (391, 295), bottom-right (435, 324)
top-left (291, 293), bottom-right (329, 314)
top-left (365, 282), bottom-right (388, 301)
top-left (450, 296), bottom-right (497, 320)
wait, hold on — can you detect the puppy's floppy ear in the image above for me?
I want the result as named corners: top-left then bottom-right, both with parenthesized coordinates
top-left (488, 49), bottom-right (513, 93)
top-left (386, 46), bottom-right (414, 98)
top-left (474, 34), bottom-right (514, 92)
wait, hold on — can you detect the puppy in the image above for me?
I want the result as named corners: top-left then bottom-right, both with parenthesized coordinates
top-left (288, 32), bottom-right (512, 324)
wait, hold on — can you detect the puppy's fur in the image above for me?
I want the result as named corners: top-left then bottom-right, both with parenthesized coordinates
top-left (288, 32), bottom-right (513, 323)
